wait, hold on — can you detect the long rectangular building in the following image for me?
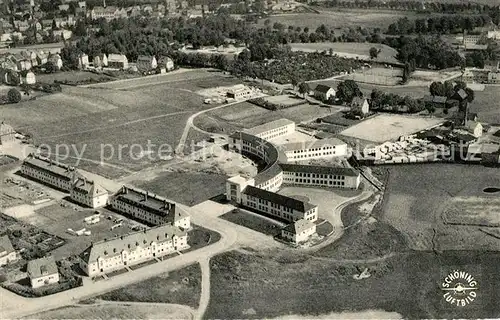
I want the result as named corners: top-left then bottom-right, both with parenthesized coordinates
top-left (109, 186), bottom-right (190, 229)
top-left (281, 138), bottom-right (349, 162)
top-left (21, 153), bottom-right (80, 192)
top-left (79, 224), bottom-right (188, 277)
top-left (280, 164), bottom-right (361, 189)
top-left (244, 118), bottom-right (295, 142)
top-left (241, 185), bottom-right (318, 223)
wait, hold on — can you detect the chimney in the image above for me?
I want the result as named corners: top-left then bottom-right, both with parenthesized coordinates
top-left (144, 191), bottom-right (148, 201)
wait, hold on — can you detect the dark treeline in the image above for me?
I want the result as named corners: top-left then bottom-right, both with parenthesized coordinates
top-left (387, 15), bottom-right (493, 35)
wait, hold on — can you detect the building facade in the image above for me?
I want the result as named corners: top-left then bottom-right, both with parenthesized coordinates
top-left (280, 164), bottom-right (361, 189)
top-left (281, 219), bottom-right (317, 243)
top-left (79, 224), bottom-right (188, 277)
top-left (0, 121), bottom-right (16, 145)
top-left (70, 178), bottom-right (108, 208)
top-left (281, 138), bottom-right (349, 163)
top-left (0, 235), bottom-right (18, 266)
top-left (136, 55), bottom-right (157, 72)
top-left (313, 84), bottom-right (335, 101)
top-left (109, 186), bottom-right (190, 228)
top-left (243, 118), bottom-right (295, 142)
top-left (27, 256), bottom-right (59, 289)
top-left (107, 54), bottom-right (129, 70)
top-left (21, 154), bottom-right (81, 192)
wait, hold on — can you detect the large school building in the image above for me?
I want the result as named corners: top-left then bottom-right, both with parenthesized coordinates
top-left (281, 138), bottom-right (349, 162)
top-left (280, 164), bottom-right (361, 189)
top-left (243, 118), bottom-right (295, 142)
top-left (109, 186), bottom-right (191, 229)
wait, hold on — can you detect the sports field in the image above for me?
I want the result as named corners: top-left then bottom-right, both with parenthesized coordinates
top-left (339, 114), bottom-right (443, 143)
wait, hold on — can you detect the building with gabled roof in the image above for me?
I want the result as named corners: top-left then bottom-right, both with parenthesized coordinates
top-left (136, 55), bottom-right (157, 73)
top-left (21, 154), bottom-right (81, 192)
top-left (465, 121), bottom-right (483, 138)
top-left (0, 121), bottom-right (16, 145)
top-left (281, 219), bottom-right (316, 244)
top-left (107, 53), bottom-right (128, 70)
top-left (350, 97), bottom-right (369, 116)
top-left (79, 224), bottom-right (188, 277)
top-left (93, 53), bottom-right (108, 68)
top-left (313, 84), bottom-right (335, 102)
top-left (109, 186), bottom-right (190, 228)
top-left (0, 235), bottom-right (18, 266)
top-left (27, 256), bottom-right (59, 288)
top-left (70, 178), bottom-right (108, 208)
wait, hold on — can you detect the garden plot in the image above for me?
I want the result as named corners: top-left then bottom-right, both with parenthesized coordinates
top-left (444, 197), bottom-right (500, 227)
top-left (340, 114), bottom-right (444, 143)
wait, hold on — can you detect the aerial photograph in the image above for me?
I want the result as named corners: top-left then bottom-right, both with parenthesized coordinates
top-left (0, 0), bottom-right (499, 319)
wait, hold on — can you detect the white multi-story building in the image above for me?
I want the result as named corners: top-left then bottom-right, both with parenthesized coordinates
top-left (281, 219), bottom-right (317, 244)
top-left (241, 185), bottom-right (318, 223)
top-left (280, 164), bottom-right (361, 189)
top-left (21, 154), bottom-right (81, 192)
top-left (109, 186), bottom-right (190, 228)
top-left (227, 85), bottom-right (253, 100)
top-left (281, 138), bottom-right (349, 162)
top-left (79, 224), bottom-right (188, 277)
top-left (0, 235), bottom-right (18, 266)
top-left (70, 178), bottom-right (108, 208)
top-left (243, 118), bottom-right (295, 142)
top-left (27, 256), bottom-right (59, 289)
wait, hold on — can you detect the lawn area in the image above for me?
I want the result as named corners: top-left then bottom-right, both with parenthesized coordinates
top-left (220, 208), bottom-right (284, 236)
top-left (27, 303), bottom-right (193, 319)
top-left (186, 224), bottom-right (222, 251)
top-left (133, 172), bottom-right (228, 206)
top-left (289, 42), bottom-right (399, 64)
top-left (471, 86), bottom-right (500, 125)
top-left (97, 263), bottom-right (201, 308)
top-left (207, 249), bottom-right (500, 319)
top-left (380, 164), bottom-right (500, 251)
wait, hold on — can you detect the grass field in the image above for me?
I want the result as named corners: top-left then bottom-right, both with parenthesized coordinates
top-left (36, 71), bottom-right (115, 84)
top-left (220, 208), bottom-right (285, 236)
top-left (289, 42), bottom-right (399, 64)
top-left (97, 263), bottom-right (201, 308)
top-left (380, 164), bottom-right (500, 251)
top-left (206, 249), bottom-right (500, 319)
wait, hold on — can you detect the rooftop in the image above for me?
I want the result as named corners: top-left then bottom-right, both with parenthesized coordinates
top-left (0, 235), bottom-right (15, 255)
top-left (244, 118), bottom-right (295, 136)
top-left (282, 219), bottom-right (315, 234)
top-left (22, 154), bottom-right (80, 181)
top-left (72, 178), bottom-right (108, 196)
top-left (80, 224), bottom-right (187, 263)
top-left (281, 137), bottom-right (346, 152)
top-left (243, 185), bottom-right (317, 213)
top-left (280, 163), bottom-right (359, 177)
top-left (314, 84), bottom-right (334, 93)
top-left (27, 256), bottom-right (58, 278)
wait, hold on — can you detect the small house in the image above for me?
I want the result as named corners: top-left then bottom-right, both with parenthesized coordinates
top-left (281, 219), bottom-right (316, 244)
top-left (136, 55), bottom-right (157, 73)
top-left (159, 56), bottom-right (174, 71)
top-left (423, 95), bottom-right (447, 108)
top-left (48, 53), bottom-right (63, 70)
top-left (0, 121), bottom-right (16, 145)
top-left (453, 89), bottom-right (468, 102)
top-left (27, 256), bottom-right (60, 289)
top-left (313, 84), bottom-right (335, 102)
top-left (465, 121), bottom-right (483, 138)
top-left (78, 53), bottom-right (90, 69)
top-left (20, 70), bottom-right (36, 85)
top-left (36, 51), bottom-right (48, 66)
top-left (107, 54), bottom-right (128, 70)
top-left (351, 97), bottom-right (369, 116)
top-left (0, 235), bottom-right (18, 266)
top-left (70, 178), bottom-right (108, 208)
top-left (93, 53), bottom-right (108, 68)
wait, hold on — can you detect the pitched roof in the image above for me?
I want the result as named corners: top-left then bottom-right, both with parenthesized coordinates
top-left (27, 256), bottom-right (58, 278)
top-left (466, 121), bottom-right (482, 130)
top-left (244, 119), bottom-right (295, 136)
top-left (282, 219), bottom-right (315, 234)
top-left (467, 112), bottom-right (478, 120)
top-left (0, 121), bottom-right (15, 135)
top-left (22, 154), bottom-right (80, 182)
top-left (280, 163), bottom-right (359, 177)
top-left (0, 235), bottom-right (15, 254)
top-left (351, 97), bottom-right (367, 106)
top-left (281, 137), bottom-right (346, 152)
top-left (72, 178), bottom-right (107, 197)
top-left (107, 54), bottom-right (127, 63)
top-left (455, 89), bottom-right (468, 101)
top-left (80, 225), bottom-right (187, 264)
top-left (314, 84), bottom-right (334, 93)
top-left (243, 185), bottom-right (317, 213)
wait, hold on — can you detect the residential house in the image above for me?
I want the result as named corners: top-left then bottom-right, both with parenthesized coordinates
top-left (281, 219), bottom-right (316, 244)
top-left (423, 95), bottom-right (448, 108)
top-left (21, 51), bottom-right (38, 68)
top-left (0, 121), bottom-right (16, 145)
top-left (227, 86), bottom-right (253, 100)
top-left (1, 69), bottom-right (21, 85)
top-left (53, 29), bottom-right (73, 40)
top-left (0, 235), bottom-right (18, 266)
top-left (93, 53), bottom-right (108, 68)
top-left (58, 4), bottom-right (70, 11)
top-left (78, 53), bottom-right (89, 69)
top-left (466, 121), bottom-right (483, 138)
top-left (351, 97), bottom-right (369, 117)
top-left (14, 20), bottom-right (29, 32)
top-left (90, 6), bottom-right (117, 20)
top-left (70, 178), bottom-right (108, 208)
top-left (109, 186), bottom-right (191, 228)
top-left (78, 1), bottom-right (87, 9)
top-left (107, 54), bottom-right (128, 70)
top-left (36, 51), bottom-right (48, 65)
top-left (159, 56), bottom-right (174, 71)
top-left (313, 84), bottom-right (335, 102)
top-left (79, 224), bottom-right (189, 277)
top-left (463, 34), bottom-right (482, 46)
top-left (48, 53), bottom-right (63, 70)
top-left (20, 70), bottom-right (36, 85)
top-left (27, 256), bottom-right (60, 289)
top-left (13, 54), bottom-right (31, 71)
top-left (136, 55), bottom-right (157, 73)
top-left (21, 153), bottom-right (81, 192)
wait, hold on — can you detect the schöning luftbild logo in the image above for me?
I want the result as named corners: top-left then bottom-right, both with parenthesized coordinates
top-left (441, 270), bottom-right (478, 307)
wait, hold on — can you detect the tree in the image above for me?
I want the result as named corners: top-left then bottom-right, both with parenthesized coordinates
top-left (336, 80), bottom-right (362, 103)
top-left (429, 81), bottom-right (446, 96)
top-left (291, 77), bottom-right (299, 90)
top-left (7, 89), bottom-right (22, 104)
top-left (369, 47), bottom-right (380, 59)
top-left (465, 87), bottom-right (475, 103)
top-left (298, 82), bottom-right (310, 98)
top-left (45, 61), bottom-right (57, 73)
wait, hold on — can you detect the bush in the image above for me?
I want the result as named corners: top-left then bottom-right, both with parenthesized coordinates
top-left (7, 89), bottom-right (21, 103)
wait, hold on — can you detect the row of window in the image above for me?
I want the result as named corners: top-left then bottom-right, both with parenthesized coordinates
top-left (293, 172), bottom-right (346, 180)
top-left (292, 146), bottom-right (336, 154)
top-left (291, 178), bottom-right (346, 186)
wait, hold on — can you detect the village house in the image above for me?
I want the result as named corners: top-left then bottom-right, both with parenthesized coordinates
top-left (14, 20), bottom-right (29, 32)
top-left (109, 186), bottom-right (190, 228)
top-left (313, 84), bottom-right (335, 102)
top-left (70, 178), bottom-right (108, 208)
top-left (79, 224), bottom-right (188, 277)
top-left (13, 54), bottom-right (31, 71)
top-left (281, 219), bottom-right (317, 244)
top-left (21, 51), bottom-right (38, 68)
top-left (465, 121), bottom-right (483, 138)
top-left (78, 53), bottom-right (90, 69)
top-left (0, 235), bottom-right (18, 266)
top-left (136, 55), bottom-right (157, 73)
top-left (0, 121), bottom-right (16, 145)
top-left (0, 69), bottom-right (20, 85)
top-left (107, 54), bottom-right (128, 70)
top-left (20, 70), bottom-right (36, 85)
top-left (21, 154), bottom-right (81, 192)
top-left (27, 256), bottom-right (60, 289)
top-left (351, 97), bottom-right (369, 117)
top-left (93, 53), bottom-right (108, 68)
top-left (36, 51), bottom-right (48, 65)
top-left (159, 56), bottom-right (174, 72)
top-left (48, 53), bottom-right (63, 70)
top-left (53, 29), bottom-right (73, 40)
top-left (90, 6), bottom-right (119, 20)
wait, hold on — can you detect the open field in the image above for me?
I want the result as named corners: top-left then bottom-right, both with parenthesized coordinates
top-left (0, 70), bottom-right (240, 178)
top-left (289, 42), bottom-right (399, 64)
top-left (380, 164), bottom-right (500, 251)
top-left (207, 249), bottom-right (500, 319)
top-left (340, 114), bottom-right (443, 143)
top-left (26, 303), bottom-right (193, 320)
top-left (97, 263), bottom-right (201, 308)
top-left (36, 71), bottom-right (115, 84)
top-left (262, 94), bottom-right (306, 106)
top-left (221, 208), bottom-right (285, 236)
top-left (471, 86), bottom-right (500, 125)
top-left (443, 196), bottom-right (500, 226)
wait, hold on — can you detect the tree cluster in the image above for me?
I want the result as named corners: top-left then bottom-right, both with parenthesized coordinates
top-left (387, 15), bottom-right (492, 35)
top-left (370, 88), bottom-right (424, 113)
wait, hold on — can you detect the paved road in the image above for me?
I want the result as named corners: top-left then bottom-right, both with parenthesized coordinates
top-left (0, 205), bottom-right (238, 319)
